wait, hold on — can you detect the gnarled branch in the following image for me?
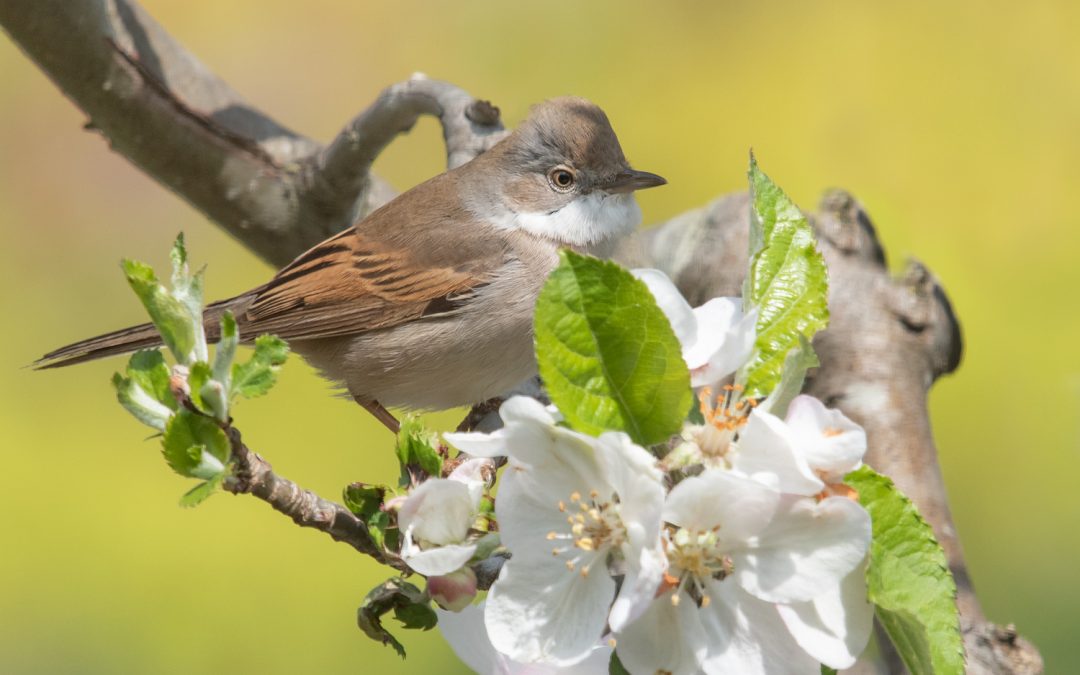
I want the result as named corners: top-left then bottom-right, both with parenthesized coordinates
top-left (0, 0), bottom-right (504, 268)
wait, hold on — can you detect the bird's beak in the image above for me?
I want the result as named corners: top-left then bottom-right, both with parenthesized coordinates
top-left (604, 169), bottom-right (667, 194)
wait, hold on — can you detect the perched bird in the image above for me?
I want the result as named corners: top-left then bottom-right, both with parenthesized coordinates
top-left (37, 97), bottom-right (666, 430)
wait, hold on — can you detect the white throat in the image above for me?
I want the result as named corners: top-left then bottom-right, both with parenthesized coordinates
top-left (498, 191), bottom-right (642, 248)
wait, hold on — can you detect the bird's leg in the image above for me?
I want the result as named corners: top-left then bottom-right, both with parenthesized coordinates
top-left (456, 397), bottom-right (505, 432)
top-left (354, 396), bottom-right (400, 434)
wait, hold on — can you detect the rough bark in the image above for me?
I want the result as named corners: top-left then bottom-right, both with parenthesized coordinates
top-left (0, 0), bottom-right (504, 268)
top-left (1, 1), bottom-right (1043, 672)
top-left (635, 191), bottom-right (1042, 674)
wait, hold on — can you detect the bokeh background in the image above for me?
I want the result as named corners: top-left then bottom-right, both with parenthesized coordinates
top-left (2, 1), bottom-right (1078, 672)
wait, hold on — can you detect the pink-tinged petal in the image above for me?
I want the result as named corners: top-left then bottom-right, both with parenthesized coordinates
top-left (428, 567), bottom-right (479, 612)
top-left (616, 590), bottom-right (707, 675)
top-left (609, 544), bottom-right (667, 632)
top-left (401, 529), bottom-right (477, 576)
top-left (664, 470), bottom-right (779, 542)
top-left (698, 581), bottom-right (820, 674)
top-left (398, 479), bottom-right (475, 546)
top-left (777, 558), bottom-right (873, 669)
top-left (734, 496), bottom-right (872, 604)
top-left (733, 409), bottom-right (824, 496)
top-left (485, 557), bottom-right (615, 667)
top-left (784, 395), bottom-right (866, 482)
top-left (632, 268), bottom-right (698, 349)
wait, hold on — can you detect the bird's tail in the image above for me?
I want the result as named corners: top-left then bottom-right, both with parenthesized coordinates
top-left (34, 296), bottom-right (249, 370)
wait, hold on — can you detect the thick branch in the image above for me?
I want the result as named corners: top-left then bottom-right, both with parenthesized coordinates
top-left (223, 426), bottom-right (405, 571)
top-left (631, 192), bottom-right (1042, 674)
top-left (0, 0), bottom-right (503, 267)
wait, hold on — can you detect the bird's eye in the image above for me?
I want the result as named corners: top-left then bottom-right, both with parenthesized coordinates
top-left (548, 167), bottom-right (576, 191)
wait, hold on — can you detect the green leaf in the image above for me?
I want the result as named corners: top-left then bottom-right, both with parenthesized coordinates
top-left (179, 472), bottom-right (225, 508)
top-left (230, 334), bottom-right (289, 399)
top-left (846, 466), bottom-right (964, 675)
top-left (356, 578), bottom-right (431, 658)
top-left (759, 335), bottom-right (819, 418)
top-left (122, 259), bottom-right (197, 365)
top-left (393, 602), bottom-right (438, 631)
top-left (609, 652), bottom-right (632, 675)
top-left (821, 667), bottom-right (838, 675)
top-left (740, 155), bottom-right (830, 399)
top-left (395, 416), bottom-right (442, 486)
top-left (126, 350), bottom-right (175, 410)
top-left (112, 372), bottom-right (173, 431)
top-left (213, 310), bottom-right (238, 385)
top-left (187, 361), bottom-right (212, 411)
top-left (534, 250), bottom-right (692, 445)
top-left (162, 409), bottom-right (230, 479)
top-left (344, 483), bottom-right (387, 520)
top-left (169, 233), bottom-right (208, 362)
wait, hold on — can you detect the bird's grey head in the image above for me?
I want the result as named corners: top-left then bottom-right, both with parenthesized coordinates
top-left (480, 97), bottom-right (666, 248)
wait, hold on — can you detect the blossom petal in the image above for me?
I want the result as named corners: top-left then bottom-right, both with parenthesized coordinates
top-left (609, 544), bottom-right (667, 632)
top-left (401, 534), bottom-right (477, 577)
top-left (485, 557), bottom-right (615, 666)
top-left (777, 557), bottom-right (873, 669)
top-left (438, 603), bottom-right (512, 675)
top-left (595, 431), bottom-right (665, 544)
top-left (443, 427), bottom-right (511, 459)
top-left (784, 395), bottom-right (866, 482)
top-left (398, 478), bottom-right (475, 546)
top-left (698, 581), bottom-right (820, 674)
top-left (735, 496), bottom-right (872, 604)
top-left (440, 603), bottom-right (613, 675)
top-left (632, 268), bottom-right (698, 349)
top-left (616, 590), bottom-right (707, 675)
top-left (663, 470), bottom-right (779, 543)
top-left (689, 300), bottom-right (758, 387)
top-left (448, 456), bottom-right (490, 505)
top-left (733, 409), bottom-right (824, 496)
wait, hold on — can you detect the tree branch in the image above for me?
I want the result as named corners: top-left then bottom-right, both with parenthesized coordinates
top-left (630, 191), bottom-right (1043, 674)
top-left (223, 425), bottom-right (406, 571)
top-left (0, 0), bottom-right (503, 268)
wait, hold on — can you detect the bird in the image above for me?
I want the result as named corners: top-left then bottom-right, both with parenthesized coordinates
top-left (36, 97), bottom-right (666, 431)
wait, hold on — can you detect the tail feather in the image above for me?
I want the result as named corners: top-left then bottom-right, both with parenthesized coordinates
top-left (34, 295), bottom-right (250, 370)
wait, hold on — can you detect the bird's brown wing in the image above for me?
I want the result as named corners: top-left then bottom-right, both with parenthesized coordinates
top-left (238, 203), bottom-right (506, 341)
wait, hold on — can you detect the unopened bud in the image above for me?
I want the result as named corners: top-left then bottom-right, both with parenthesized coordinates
top-left (427, 566), bottom-right (477, 612)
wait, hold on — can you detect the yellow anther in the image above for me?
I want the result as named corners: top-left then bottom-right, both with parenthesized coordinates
top-left (566, 560), bottom-right (576, 571)
top-left (558, 501), bottom-right (566, 512)
top-left (571, 522), bottom-right (585, 536)
top-left (701, 595), bottom-right (711, 608)
top-left (576, 537), bottom-right (595, 551)
top-left (590, 489), bottom-right (599, 499)
top-left (546, 531), bottom-right (558, 540)
top-left (570, 491), bottom-right (581, 502)
top-left (608, 638), bottom-right (617, 648)
top-left (671, 593), bottom-right (681, 606)
top-left (580, 566), bottom-right (590, 578)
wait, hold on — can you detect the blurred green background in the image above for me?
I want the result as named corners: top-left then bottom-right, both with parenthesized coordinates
top-left (2, 0), bottom-right (1078, 672)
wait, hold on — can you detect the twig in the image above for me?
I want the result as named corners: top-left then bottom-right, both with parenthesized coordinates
top-left (223, 425), bottom-right (406, 571)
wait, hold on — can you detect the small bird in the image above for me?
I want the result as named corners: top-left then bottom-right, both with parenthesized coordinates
top-left (37, 97), bottom-right (666, 430)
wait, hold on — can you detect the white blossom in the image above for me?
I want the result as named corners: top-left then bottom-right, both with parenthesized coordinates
top-left (445, 397), bottom-right (666, 666)
top-left (397, 458), bottom-right (488, 577)
top-left (615, 470), bottom-right (872, 674)
top-left (632, 268), bottom-right (757, 388)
